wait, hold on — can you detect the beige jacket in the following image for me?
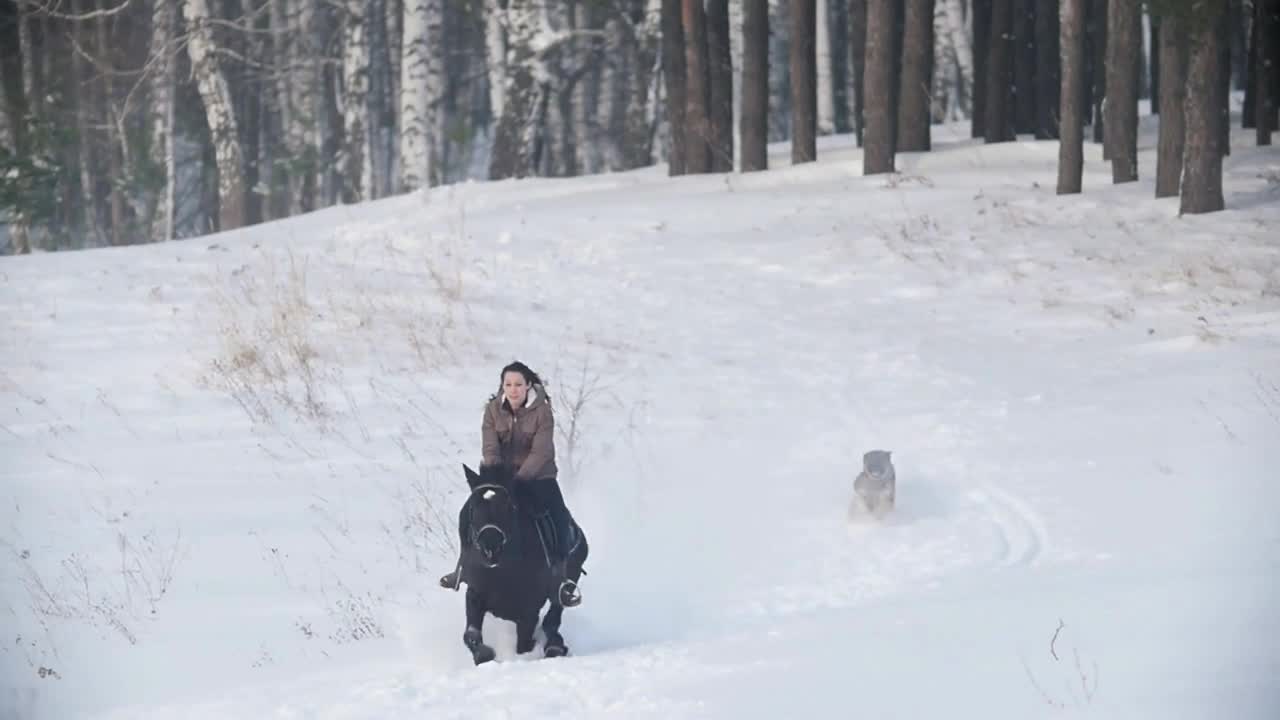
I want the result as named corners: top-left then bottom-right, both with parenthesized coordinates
top-left (481, 384), bottom-right (557, 481)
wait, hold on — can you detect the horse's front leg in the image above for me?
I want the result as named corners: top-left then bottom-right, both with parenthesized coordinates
top-left (515, 610), bottom-right (539, 655)
top-left (541, 604), bottom-right (568, 658)
top-left (463, 588), bottom-right (496, 665)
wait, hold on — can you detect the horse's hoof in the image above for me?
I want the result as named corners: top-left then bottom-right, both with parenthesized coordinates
top-left (472, 644), bottom-right (496, 665)
top-left (516, 640), bottom-right (536, 655)
top-left (544, 643), bottom-right (568, 658)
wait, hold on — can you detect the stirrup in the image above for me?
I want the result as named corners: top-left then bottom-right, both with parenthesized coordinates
top-left (439, 569), bottom-right (461, 590)
top-left (558, 578), bottom-right (581, 607)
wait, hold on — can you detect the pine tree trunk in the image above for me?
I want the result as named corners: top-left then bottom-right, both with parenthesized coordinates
top-left (1150, 14), bottom-right (1160, 115)
top-left (741, 0), bottom-right (770, 171)
top-left (1181, 7), bottom-right (1227, 215)
top-left (938, 0), bottom-right (974, 123)
top-left (1155, 12), bottom-right (1186, 198)
top-left (0, 0), bottom-right (29, 253)
top-left (1058, 0), bottom-right (1085, 194)
top-left (984, 0), bottom-right (1014, 142)
top-left (972, 0), bottom-right (991, 137)
top-left (863, 0), bottom-right (895, 172)
top-left (1089, 0), bottom-right (1106, 145)
top-left (662, 0), bottom-right (687, 175)
top-left (707, 0), bottom-right (734, 171)
top-left (896, 0), bottom-right (934, 151)
top-left (1013, 0), bottom-right (1037, 134)
top-left (830, 0), bottom-right (850, 132)
top-left (1257, 0), bottom-right (1276, 145)
top-left (183, 0), bottom-right (247, 231)
top-left (682, 0), bottom-right (712, 173)
top-left (849, 0), bottom-right (867, 145)
top-left (1105, 0), bottom-right (1140, 182)
top-left (790, 0), bottom-right (818, 163)
top-left (1036, 0), bottom-right (1060, 138)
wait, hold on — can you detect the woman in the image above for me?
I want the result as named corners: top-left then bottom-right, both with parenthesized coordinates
top-left (439, 361), bottom-right (582, 607)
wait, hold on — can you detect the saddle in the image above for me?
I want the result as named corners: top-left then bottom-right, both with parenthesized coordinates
top-left (531, 510), bottom-right (581, 567)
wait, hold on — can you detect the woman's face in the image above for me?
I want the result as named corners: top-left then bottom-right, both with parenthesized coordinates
top-left (502, 371), bottom-right (529, 408)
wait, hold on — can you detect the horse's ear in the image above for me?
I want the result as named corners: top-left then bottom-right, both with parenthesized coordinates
top-left (463, 463), bottom-right (481, 487)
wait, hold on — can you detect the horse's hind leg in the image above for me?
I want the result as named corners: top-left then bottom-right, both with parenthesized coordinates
top-left (516, 611), bottom-right (539, 655)
top-left (541, 604), bottom-right (568, 658)
top-left (463, 588), bottom-right (496, 665)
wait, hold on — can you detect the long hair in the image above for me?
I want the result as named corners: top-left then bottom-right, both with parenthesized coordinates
top-left (490, 361), bottom-right (550, 401)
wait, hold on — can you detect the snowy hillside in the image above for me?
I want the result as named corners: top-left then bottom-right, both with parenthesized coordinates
top-left (2, 121), bottom-right (1279, 720)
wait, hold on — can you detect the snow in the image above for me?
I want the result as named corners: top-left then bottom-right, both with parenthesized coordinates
top-left (2, 116), bottom-right (1279, 720)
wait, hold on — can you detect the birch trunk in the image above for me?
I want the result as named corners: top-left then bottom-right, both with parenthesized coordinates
top-left (486, 0), bottom-right (508, 133)
top-left (400, 0), bottom-right (441, 191)
top-left (183, 0), bottom-right (247, 230)
top-left (816, 0), bottom-right (834, 134)
top-left (342, 0), bottom-right (373, 202)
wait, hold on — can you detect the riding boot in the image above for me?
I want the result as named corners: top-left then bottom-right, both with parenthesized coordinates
top-left (438, 553), bottom-right (463, 590)
top-left (439, 507), bottom-right (470, 590)
top-left (549, 506), bottom-right (581, 607)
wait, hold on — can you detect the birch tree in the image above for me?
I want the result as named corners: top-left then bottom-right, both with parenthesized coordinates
top-left (182, 0), bottom-right (246, 231)
top-left (816, 0), bottom-right (834, 134)
top-left (342, 0), bottom-right (373, 201)
top-left (400, 0), bottom-right (442, 191)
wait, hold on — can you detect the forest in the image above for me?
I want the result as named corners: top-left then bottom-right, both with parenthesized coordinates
top-left (0, 0), bottom-right (1276, 254)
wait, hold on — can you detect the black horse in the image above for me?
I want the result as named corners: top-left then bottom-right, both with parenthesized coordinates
top-left (456, 463), bottom-right (589, 664)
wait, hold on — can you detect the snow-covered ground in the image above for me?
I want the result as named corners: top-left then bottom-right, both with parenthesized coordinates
top-left (3, 118), bottom-right (1278, 720)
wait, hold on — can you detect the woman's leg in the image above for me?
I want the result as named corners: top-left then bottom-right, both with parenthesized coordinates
top-left (531, 477), bottom-right (581, 606)
top-left (439, 504), bottom-right (470, 589)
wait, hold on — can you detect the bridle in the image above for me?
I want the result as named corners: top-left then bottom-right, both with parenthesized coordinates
top-left (468, 483), bottom-right (518, 567)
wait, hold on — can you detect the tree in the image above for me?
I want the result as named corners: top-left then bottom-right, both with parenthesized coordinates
top-left (984, 0), bottom-right (1015, 142)
top-left (1181, 4), bottom-right (1227, 214)
top-left (863, 0), bottom-right (895, 173)
top-left (1058, 0), bottom-right (1086, 194)
top-left (399, 0), bottom-right (442, 192)
top-left (662, 0), bottom-right (688, 175)
top-left (1105, 0), bottom-right (1140, 182)
top-left (1155, 11), bottom-right (1187, 198)
top-left (682, 0), bottom-right (712, 173)
top-left (706, 0), bottom-right (733, 171)
top-left (849, 0), bottom-right (867, 144)
top-left (342, 0), bottom-right (373, 199)
top-left (1035, 0), bottom-right (1061, 138)
top-left (790, 0), bottom-right (817, 163)
top-left (896, 0), bottom-right (934, 151)
top-left (183, 0), bottom-right (247, 231)
top-left (148, 0), bottom-right (176, 242)
top-left (741, 0), bottom-right (769, 171)
top-left (1256, 0), bottom-right (1277, 145)
top-left (972, 0), bottom-right (991, 138)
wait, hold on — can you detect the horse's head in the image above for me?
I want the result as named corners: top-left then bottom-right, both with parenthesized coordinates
top-left (463, 463), bottom-right (520, 568)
